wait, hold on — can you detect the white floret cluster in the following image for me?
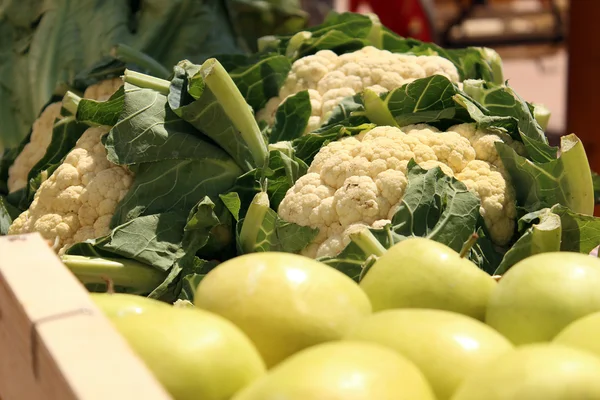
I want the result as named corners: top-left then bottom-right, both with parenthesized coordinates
top-left (8, 126), bottom-right (133, 254)
top-left (278, 123), bottom-right (526, 258)
top-left (256, 46), bottom-right (461, 134)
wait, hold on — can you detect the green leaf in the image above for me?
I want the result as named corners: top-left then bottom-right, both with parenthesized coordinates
top-left (168, 59), bottom-right (268, 171)
top-left (230, 147), bottom-right (308, 217)
top-left (104, 83), bottom-right (215, 165)
top-left (378, 75), bottom-right (461, 127)
top-left (76, 86), bottom-right (125, 126)
top-left (219, 192), bottom-right (242, 222)
top-left (461, 80), bottom-right (556, 162)
top-left (112, 156), bottom-right (241, 226)
top-left (497, 134), bottom-right (595, 216)
top-left (494, 204), bottom-right (600, 274)
top-left (552, 204), bottom-right (600, 254)
top-left (495, 208), bottom-right (562, 275)
top-left (149, 197), bottom-right (234, 301)
top-left (222, 53), bottom-right (292, 113)
top-left (392, 161), bottom-right (481, 253)
top-left (269, 90), bottom-right (311, 142)
top-left (67, 212), bottom-right (188, 272)
top-left (237, 191), bottom-right (318, 254)
top-left (0, 196), bottom-right (21, 235)
top-left (237, 209), bottom-right (318, 253)
top-left (319, 163), bottom-right (482, 281)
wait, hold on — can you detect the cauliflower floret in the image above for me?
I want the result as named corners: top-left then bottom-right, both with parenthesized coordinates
top-left (456, 160), bottom-right (516, 246)
top-left (258, 47), bottom-right (461, 133)
top-left (278, 124), bottom-right (518, 258)
top-left (6, 78), bottom-right (124, 194)
top-left (450, 123), bottom-right (527, 169)
top-left (7, 103), bottom-right (64, 192)
top-left (8, 126), bottom-right (134, 254)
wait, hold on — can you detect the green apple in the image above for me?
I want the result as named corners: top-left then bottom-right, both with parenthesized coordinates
top-left (485, 252), bottom-right (600, 345)
top-left (346, 309), bottom-right (513, 400)
top-left (111, 307), bottom-right (266, 400)
top-left (233, 341), bottom-right (436, 400)
top-left (451, 344), bottom-right (600, 400)
top-left (358, 237), bottom-right (496, 320)
top-left (90, 292), bottom-right (169, 318)
top-left (194, 252), bottom-right (372, 368)
top-left (554, 311), bottom-right (600, 358)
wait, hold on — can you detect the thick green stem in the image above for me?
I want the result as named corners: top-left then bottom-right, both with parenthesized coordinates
top-left (61, 255), bottom-right (166, 295)
top-left (200, 58), bottom-right (269, 169)
top-left (62, 91), bottom-right (82, 116)
top-left (111, 44), bottom-right (171, 79)
top-left (123, 69), bottom-right (171, 95)
top-left (349, 229), bottom-right (387, 258)
top-left (239, 191), bottom-right (271, 254)
top-left (560, 134), bottom-right (595, 215)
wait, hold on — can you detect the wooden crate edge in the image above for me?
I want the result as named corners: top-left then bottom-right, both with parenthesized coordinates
top-left (0, 233), bottom-right (172, 400)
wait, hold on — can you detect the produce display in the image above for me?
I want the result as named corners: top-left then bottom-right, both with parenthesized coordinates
top-left (2, 7), bottom-right (600, 400)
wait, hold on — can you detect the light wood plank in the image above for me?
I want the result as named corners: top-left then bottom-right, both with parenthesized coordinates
top-left (0, 233), bottom-right (172, 400)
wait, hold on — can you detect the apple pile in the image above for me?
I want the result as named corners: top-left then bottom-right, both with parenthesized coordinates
top-left (91, 238), bottom-right (600, 400)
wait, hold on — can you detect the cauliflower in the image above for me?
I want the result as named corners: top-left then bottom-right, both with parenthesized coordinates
top-left (256, 46), bottom-right (461, 134)
top-left (8, 126), bottom-right (134, 255)
top-left (278, 123), bottom-right (522, 258)
top-left (6, 78), bottom-right (124, 193)
top-left (7, 103), bottom-right (64, 192)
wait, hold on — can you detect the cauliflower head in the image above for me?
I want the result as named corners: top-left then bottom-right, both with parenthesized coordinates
top-left (256, 46), bottom-right (461, 134)
top-left (7, 103), bottom-right (64, 193)
top-left (8, 126), bottom-right (134, 254)
top-left (278, 123), bottom-right (523, 259)
top-left (6, 78), bottom-right (124, 193)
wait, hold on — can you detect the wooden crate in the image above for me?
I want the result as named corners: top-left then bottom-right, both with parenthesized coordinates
top-left (0, 233), bottom-right (172, 400)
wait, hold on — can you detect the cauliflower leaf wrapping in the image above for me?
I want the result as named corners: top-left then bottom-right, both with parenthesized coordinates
top-left (277, 123), bottom-right (518, 259)
top-left (217, 11), bottom-right (504, 133)
top-left (237, 72), bottom-right (599, 276)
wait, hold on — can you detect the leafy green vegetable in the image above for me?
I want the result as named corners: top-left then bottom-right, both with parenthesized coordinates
top-left (229, 144), bottom-right (308, 216)
top-left (0, 0), bottom-right (308, 149)
top-left (494, 208), bottom-right (562, 275)
top-left (497, 134), bottom-right (594, 216)
top-left (269, 91), bottom-right (312, 142)
top-left (391, 161), bottom-right (481, 252)
top-left (319, 162), bottom-right (482, 280)
top-left (219, 11), bottom-right (505, 122)
top-left (495, 204), bottom-right (600, 274)
top-left (168, 59), bottom-right (269, 171)
top-left (237, 191), bottom-right (318, 254)
top-left (58, 58), bottom-right (312, 300)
